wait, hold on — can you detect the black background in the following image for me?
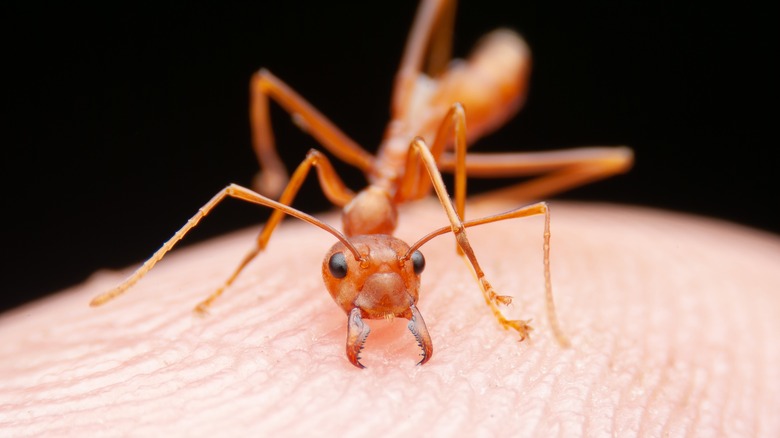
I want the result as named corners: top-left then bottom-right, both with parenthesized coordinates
top-left (3, 1), bottom-right (775, 312)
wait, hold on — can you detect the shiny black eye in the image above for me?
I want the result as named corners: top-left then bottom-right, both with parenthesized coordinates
top-left (411, 250), bottom-right (425, 275)
top-left (328, 252), bottom-right (348, 278)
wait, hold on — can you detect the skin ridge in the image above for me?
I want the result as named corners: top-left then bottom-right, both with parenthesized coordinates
top-left (0, 200), bottom-right (778, 436)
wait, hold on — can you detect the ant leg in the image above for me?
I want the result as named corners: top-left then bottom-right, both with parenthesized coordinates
top-left (250, 69), bottom-right (374, 196)
top-left (438, 146), bottom-right (634, 201)
top-left (408, 138), bottom-right (548, 344)
top-left (397, 103), bottom-right (467, 216)
top-left (424, 0), bottom-right (456, 78)
top-left (431, 103), bottom-right (468, 220)
top-left (408, 202), bottom-right (570, 347)
top-left (398, 103), bottom-right (468, 256)
top-left (90, 183), bottom-right (357, 309)
top-left (392, 0), bottom-right (454, 117)
top-left (193, 150), bottom-right (355, 314)
top-left (409, 108), bottom-right (633, 221)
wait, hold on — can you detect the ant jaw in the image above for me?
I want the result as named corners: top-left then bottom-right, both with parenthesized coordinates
top-left (345, 305), bottom-right (433, 369)
top-left (346, 308), bottom-right (371, 369)
top-left (407, 304), bottom-right (433, 366)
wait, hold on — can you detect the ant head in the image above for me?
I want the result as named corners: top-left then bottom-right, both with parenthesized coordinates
top-left (322, 235), bottom-right (424, 320)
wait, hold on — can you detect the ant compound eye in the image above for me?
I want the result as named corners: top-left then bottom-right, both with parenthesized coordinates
top-left (411, 250), bottom-right (425, 275)
top-left (328, 252), bottom-right (348, 279)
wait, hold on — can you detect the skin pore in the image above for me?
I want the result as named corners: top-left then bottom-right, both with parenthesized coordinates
top-left (1, 194), bottom-right (779, 436)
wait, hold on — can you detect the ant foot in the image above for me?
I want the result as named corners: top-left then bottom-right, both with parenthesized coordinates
top-left (194, 302), bottom-right (211, 317)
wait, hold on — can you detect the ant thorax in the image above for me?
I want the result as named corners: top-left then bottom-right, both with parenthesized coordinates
top-left (342, 186), bottom-right (398, 236)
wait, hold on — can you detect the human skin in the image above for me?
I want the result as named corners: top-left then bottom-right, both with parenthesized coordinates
top-left (1, 195), bottom-right (778, 436)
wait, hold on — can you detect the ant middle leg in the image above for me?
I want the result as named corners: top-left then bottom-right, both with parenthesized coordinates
top-left (438, 146), bottom-right (634, 202)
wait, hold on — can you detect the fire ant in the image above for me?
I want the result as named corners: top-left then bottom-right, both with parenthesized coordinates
top-left (91, 0), bottom-right (632, 368)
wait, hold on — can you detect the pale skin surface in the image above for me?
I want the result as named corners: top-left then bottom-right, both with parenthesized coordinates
top-left (1, 195), bottom-right (779, 436)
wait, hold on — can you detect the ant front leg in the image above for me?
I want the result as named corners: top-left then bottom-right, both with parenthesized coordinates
top-left (407, 200), bottom-right (571, 347)
top-left (249, 69), bottom-right (375, 197)
top-left (397, 103), bottom-right (467, 217)
top-left (194, 150), bottom-right (355, 314)
top-left (90, 183), bottom-right (356, 310)
top-left (407, 138), bottom-right (538, 343)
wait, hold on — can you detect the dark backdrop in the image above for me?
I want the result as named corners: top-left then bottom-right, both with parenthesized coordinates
top-left (3, 1), bottom-right (775, 312)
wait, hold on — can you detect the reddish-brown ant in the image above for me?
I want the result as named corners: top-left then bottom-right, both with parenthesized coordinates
top-left (91, 0), bottom-right (632, 368)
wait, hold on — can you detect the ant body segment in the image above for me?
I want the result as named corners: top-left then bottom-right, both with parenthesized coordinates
top-left (91, 0), bottom-right (632, 368)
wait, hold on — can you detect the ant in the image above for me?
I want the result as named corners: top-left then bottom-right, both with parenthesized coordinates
top-left (91, 0), bottom-right (632, 368)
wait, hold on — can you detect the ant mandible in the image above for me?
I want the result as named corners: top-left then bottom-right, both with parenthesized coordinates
top-left (91, 0), bottom-right (633, 368)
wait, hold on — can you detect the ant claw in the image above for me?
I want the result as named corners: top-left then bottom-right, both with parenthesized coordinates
top-left (194, 303), bottom-right (211, 317)
top-left (503, 319), bottom-right (533, 342)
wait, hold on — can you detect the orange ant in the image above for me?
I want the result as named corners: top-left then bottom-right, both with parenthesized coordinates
top-left (90, 0), bottom-right (632, 368)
